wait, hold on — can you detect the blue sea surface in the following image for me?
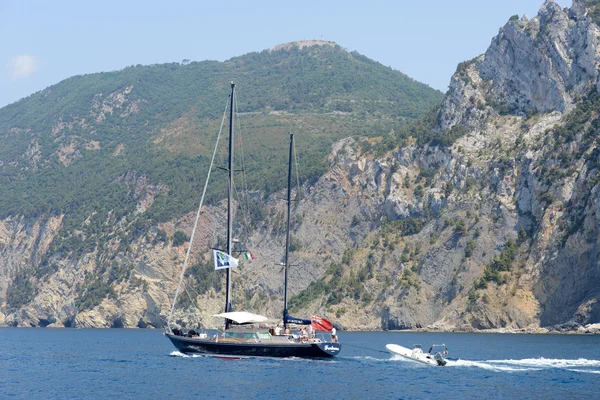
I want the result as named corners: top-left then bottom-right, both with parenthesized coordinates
top-left (1, 328), bottom-right (599, 399)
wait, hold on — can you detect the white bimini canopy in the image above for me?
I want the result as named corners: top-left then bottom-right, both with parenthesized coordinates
top-left (213, 311), bottom-right (269, 324)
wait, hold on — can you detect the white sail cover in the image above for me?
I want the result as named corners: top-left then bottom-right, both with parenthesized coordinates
top-left (213, 311), bottom-right (269, 324)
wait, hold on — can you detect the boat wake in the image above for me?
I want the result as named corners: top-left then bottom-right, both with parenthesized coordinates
top-left (389, 354), bottom-right (409, 362)
top-left (344, 355), bottom-right (389, 363)
top-left (566, 369), bottom-right (600, 374)
top-left (169, 351), bottom-right (204, 358)
top-left (447, 357), bottom-right (600, 373)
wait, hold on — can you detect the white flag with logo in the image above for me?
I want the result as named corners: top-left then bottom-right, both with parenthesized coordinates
top-left (213, 250), bottom-right (239, 270)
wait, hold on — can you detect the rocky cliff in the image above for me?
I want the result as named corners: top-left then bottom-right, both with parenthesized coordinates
top-left (2, 0), bottom-right (600, 333)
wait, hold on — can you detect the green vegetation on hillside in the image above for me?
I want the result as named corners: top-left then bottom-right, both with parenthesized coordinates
top-left (0, 43), bottom-right (442, 226)
top-left (0, 43), bottom-right (444, 269)
top-left (359, 104), bottom-right (471, 157)
top-left (6, 268), bottom-right (37, 311)
top-left (540, 88), bottom-right (600, 245)
top-left (75, 262), bottom-right (134, 311)
top-left (475, 239), bottom-right (518, 288)
top-left (288, 253), bottom-right (375, 313)
top-left (586, 1), bottom-right (600, 25)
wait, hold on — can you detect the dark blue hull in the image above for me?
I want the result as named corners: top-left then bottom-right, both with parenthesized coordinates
top-left (165, 333), bottom-right (341, 358)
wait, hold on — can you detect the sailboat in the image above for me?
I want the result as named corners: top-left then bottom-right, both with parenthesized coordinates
top-left (164, 83), bottom-right (341, 358)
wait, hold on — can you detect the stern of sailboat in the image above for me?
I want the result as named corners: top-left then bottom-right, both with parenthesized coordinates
top-left (314, 341), bottom-right (342, 357)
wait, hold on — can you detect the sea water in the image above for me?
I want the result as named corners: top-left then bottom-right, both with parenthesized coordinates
top-left (1, 328), bottom-right (599, 399)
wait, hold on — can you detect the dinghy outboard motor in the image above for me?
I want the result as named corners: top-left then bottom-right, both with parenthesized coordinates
top-left (433, 352), bottom-right (447, 366)
top-left (428, 344), bottom-right (448, 366)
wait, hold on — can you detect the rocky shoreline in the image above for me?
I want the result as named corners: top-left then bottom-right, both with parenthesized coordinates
top-left (1, 322), bottom-right (599, 335)
top-left (383, 323), bottom-right (600, 335)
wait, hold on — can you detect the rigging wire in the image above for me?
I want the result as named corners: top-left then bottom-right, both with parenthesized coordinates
top-left (166, 96), bottom-right (230, 329)
top-left (152, 267), bottom-right (202, 326)
top-left (147, 263), bottom-right (204, 300)
top-left (182, 284), bottom-right (198, 309)
top-left (290, 134), bottom-right (305, 226)
top-left (289, 132), bottom-right (312, 298)
top-left (234, 91), bottom-right (253, 242)
top-left (232, 184), bottom-right (249, 243)
top-left (181, 275), bottom-right (207, 302)
top-left (343, 342), bottom-right (390, 355)
top-left (292, 134), bottom-right (303, 203)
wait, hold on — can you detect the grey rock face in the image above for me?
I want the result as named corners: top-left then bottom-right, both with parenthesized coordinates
top-left (480, 1), bottom-right (600, 114)
top-left (359, 0), bottom-right (600, 331)
top-left (441, 1), bottom-right (600, 135)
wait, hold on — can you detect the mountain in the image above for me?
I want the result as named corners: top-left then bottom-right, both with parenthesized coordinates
top-left (4, 0), bottom-right (600, 335)
top-left (0, 40), bottom-right (443, 327)
top-left (290, 0), bottom-right (600, 333)
top-left (0, 40), bottom-right (441, 222)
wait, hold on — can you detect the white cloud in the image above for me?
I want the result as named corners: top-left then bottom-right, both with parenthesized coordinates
top-left (7, 54), bottom-right (39, 80)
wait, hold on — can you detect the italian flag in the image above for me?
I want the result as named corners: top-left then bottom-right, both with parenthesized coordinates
top-left (244, 252), bottom-right (255, 261)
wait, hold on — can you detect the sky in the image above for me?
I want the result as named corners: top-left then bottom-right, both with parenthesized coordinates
top-left (0, 0), bottom-right (570, 109)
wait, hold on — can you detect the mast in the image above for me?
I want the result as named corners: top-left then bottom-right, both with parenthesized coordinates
top-left (283, 132), bottom-right (294, 329)
top-left (225, 82), bottom-right (235, 330)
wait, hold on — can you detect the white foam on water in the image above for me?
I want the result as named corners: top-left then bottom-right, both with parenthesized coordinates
top-left (347, 355), bottom-right (389, 363)
top-left (342, 356), bottom-right (399, 364)
top-left (567, 369), bottom-right (600, 375)
top-left (169, 351), bottom-right (206, 358)
top-left (448, 358), bottom-right (600, 373)
top-left (486, 358), bottom-right (600, 368)
top-left (389, 354), bottom-right (416, 363)
top-left (448, 359), bottom-right (541, 372)
top-left (169, 350), bottom-right (600, 373)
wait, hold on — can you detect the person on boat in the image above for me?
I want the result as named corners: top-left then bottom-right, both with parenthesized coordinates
top-left (307, 324), bottom-right (314, 339)
top-left (275, 325), bottom-right (281, 336)
top-left (331, 327), bottom-right (338, 343)
top-left (300, 328), bottom-right (309, 342)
